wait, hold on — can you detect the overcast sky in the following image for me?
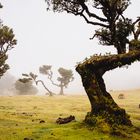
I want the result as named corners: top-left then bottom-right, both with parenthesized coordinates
top-left (1, 0), bottom-right (140, 94)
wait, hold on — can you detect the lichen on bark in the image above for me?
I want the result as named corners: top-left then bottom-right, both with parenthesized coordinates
top-left (76, 50), bottom-right (140, 128)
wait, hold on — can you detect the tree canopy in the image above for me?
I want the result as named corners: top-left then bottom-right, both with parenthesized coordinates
top-left (0, 3), bottom-right (17, 77)
top-left (46, 0), bottom-right (140, 54)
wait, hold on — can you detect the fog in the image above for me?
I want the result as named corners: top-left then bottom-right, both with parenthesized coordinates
top-left (0, 0), bottom-right (140, 95)
top-left (0, 72), bottom-right (16, 95)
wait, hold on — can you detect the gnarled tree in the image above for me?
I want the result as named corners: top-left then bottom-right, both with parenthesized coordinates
top-left (19, 73), bottom-right (54, 96)
top-left (39, 65), bottom-right (74, 95)
top-left (57, 67), bottom-right (74, 95)
top-left (46, 0), bottom-right (140, 132)
top-left (0, 3), bottom-right (17, 78)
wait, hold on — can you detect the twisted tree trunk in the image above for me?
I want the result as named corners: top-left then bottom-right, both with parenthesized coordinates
top-left (76, 50), bottom-right (140, 127)
top-left (36, 80), bottom-right (53, 96)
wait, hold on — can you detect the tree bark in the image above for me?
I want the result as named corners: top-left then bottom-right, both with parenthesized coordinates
top-left (76, 50), bottom-right (140, 126)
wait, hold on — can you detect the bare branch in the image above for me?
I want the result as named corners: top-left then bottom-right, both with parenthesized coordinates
top-left (133, 17), bottom-right (140, 26)
top-left (80, 2), bottom-right (108, 22)
top-left (36, 80), bottom-right (53, 96)
top-left (80, 13), bottom-right (109, 28)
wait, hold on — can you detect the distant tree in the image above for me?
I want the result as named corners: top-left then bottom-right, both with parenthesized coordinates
top-left (46, 0), bottom-right (140, 133)
top-left (19, 73), bottom-right (54, 96)
top-left (15, 78), bottom-right (38, 95)
top-left (56, 68), bottom-right (74, 95)
top-left (39, 65), bottom-right (74, 95)
top-left (0, 3), bottom-right (17, 78)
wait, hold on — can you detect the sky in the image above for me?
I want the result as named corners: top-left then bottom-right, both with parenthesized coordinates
top-left (0, 0), bottom-right (140, 94)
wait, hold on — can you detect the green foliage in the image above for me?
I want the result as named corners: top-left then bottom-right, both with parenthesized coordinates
top-left (0, 25), bottom-right (17, 46)
top-left (116, 19), bottom-right (132, 38)
top-left (0, 58), bottom-right (9, 77)
top-left (95, 18), bottom-right (132, 54)
top-left (0, 5), bottom-right (16, 78)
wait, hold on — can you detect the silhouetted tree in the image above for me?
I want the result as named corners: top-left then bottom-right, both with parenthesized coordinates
top-left (20, 73), bottom-right (53, 96)
top-left (39, 65), bottom-right (74, 95)
top-left (0, 3), bottom-right (17, 78)
top-left (46, 0), bottom-right (140, 132)
top-left (15, 78), bottom-right (38, 95)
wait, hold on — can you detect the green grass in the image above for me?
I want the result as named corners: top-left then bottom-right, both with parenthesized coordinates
top-left (0, 91), bottom-right (140, 140)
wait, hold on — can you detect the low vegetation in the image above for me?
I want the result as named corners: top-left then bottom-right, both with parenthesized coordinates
top-left (14, 80), bottom-right (38, 95)
top-left (0, 90), bottom-right (140, 140)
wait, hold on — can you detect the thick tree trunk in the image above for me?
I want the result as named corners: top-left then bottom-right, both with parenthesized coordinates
top-left (77, 68), bottom-right (131, 126)
top-left (76, 50), bottom-right (140, 127)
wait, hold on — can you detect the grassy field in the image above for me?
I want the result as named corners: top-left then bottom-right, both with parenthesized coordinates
top-left (0, 90), bottom-right (140, 140)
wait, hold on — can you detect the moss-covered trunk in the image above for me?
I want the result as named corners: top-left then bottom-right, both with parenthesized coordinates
top-left (77, 67), bottom-right (132, 126)
top-left (76, 50), bottom-right (140, 127)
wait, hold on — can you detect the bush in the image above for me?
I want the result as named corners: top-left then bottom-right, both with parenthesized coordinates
top-left (15, 80), bottom-right (38, 95)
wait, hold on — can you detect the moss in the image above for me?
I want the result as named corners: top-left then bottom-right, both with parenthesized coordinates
top-left (84, 112), bottom-right (136, 138)
top-left (85, 112), bottom-right (97, 126)
top-left (129, 40), bottom-right (140, 50)
top-left (75, 50), bottom-right (140, 137)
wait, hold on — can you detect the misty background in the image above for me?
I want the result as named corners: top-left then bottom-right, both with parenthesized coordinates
top-left (0, 0), bottom-right (140, 95)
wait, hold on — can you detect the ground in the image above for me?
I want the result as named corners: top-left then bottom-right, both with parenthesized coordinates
top-left (0, 89), bottom-right (140, 140)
